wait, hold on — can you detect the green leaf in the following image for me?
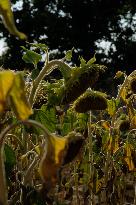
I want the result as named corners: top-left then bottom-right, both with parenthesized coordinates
top-left (87, 53), bottom-right (96, 66)
top-left (4, 144), bottom-right (16, 169)
top-left (31, 68), bottom-right (40, 80)
top-left (58, 64), bottom-right (71, 81)
top-left (9, 73), bottom-right (33, 120)
top-left (79, 56), bottom-right (86, 67)
top-left (27, 42), bottom-right (48, 51)
top-left (65, 48), bottom-right (74, 61)
top-left (31, 105), bottom-right (57, 133)
top-left (22, 49), bottom-right (42, 66)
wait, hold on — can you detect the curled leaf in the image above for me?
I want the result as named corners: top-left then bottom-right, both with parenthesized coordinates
top-left (39, 135), bottom-right (67, 188)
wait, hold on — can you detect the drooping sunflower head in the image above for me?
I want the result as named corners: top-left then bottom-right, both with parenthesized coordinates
top-left (60, 64), bottom-right (107, 105)
top-left (74, 90), bottom-right (108, 113)
top-left (63, 131), bottom-right (84, 165)
top-left (130, 78), bottom-right (136, 93)
top-left (119, 119), bottom-right (130, 132)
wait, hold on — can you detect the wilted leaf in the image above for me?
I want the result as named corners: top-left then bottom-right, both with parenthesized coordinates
top-left (9, 73), bottom-right (33, 120)
top-left (101, 121), bottom-right (110, 130)
top-left (20, 154), bottom-right (29, 169)
top-left (39, 135), bottom-right (67, 188)
top-left (113, 135), bottom-right (119, 153)
top-left (39, 132), bottom-right (84, 188)
top-left (0, 70), bottom-right (15, 112)
top-left (0, 0), bottom-right (27, 39)
top-left (120, 86), bottom-right (128, 103)
top-left (124, 142), bottom-right (134, 171)
top-left (107, 98), bottom-right (120, 116)
top-left (89, 168), bottom-right (104, 194)
top-left (131, 116), bottom-right (136, 129)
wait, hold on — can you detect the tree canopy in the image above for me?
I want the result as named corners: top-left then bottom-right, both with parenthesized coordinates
top-left (0, 0), bottom-right (136, 75)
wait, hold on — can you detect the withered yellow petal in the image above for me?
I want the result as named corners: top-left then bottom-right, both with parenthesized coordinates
top-left (39, 135), bottom-right (67, 188)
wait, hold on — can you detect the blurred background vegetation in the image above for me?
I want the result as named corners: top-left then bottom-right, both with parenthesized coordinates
top-left (0, 0), bottom-right (136, 93)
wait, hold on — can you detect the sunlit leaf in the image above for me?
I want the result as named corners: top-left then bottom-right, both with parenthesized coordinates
top-left (114, 71), bottom-right (124, 79)
top-left (87, 53), bottom-right (96, 66)
top-left (0, 0), bottom-right (27, 39)
top-left (27, 42), bottom-right (48, 51)
top-left (79, 56), bottom-right (86, 67)
top-left (120, 86), bottom-right (128, 103)
top-left (0, 70), bottom-right (15, 112)
top-left (9, 73), bottom-right (33, 120)
top-left (22, 49), bottom-right (42, 67)
top-left (65, 48), bottom-right (74, 61)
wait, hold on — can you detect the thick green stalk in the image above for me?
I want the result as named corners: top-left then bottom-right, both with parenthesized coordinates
top-left (28, 60), bottom-right (71, 106)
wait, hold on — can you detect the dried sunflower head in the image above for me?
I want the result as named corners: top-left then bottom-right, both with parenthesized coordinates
top-left (63, 131), bottom-right (84, 165)
top-left (60, 64), bottom-right (106, 105)
top-left (74, 90), bottom-right (108, 113)
top-left (130, 78), bottom-right (136, 93)
top-left (119, 119), bottom-right (130, 132)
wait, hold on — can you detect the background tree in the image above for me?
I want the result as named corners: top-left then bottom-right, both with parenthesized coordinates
top-left (0, 0), bottom-right (136, 89)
